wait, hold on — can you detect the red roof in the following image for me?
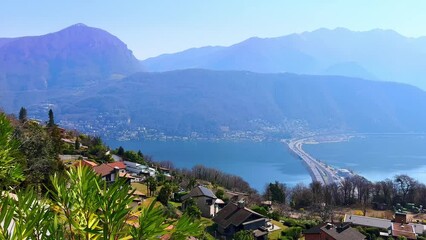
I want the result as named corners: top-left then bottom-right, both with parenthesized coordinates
top-left (73, 160), bottom-right (98, 168)
top-left (93, 164), bottom-right (115, 177)
top-left (107, 162), bottom-right (126, 169)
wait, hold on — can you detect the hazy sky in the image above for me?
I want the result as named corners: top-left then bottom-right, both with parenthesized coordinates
top-left (1, 1), bottom-right (426, 59)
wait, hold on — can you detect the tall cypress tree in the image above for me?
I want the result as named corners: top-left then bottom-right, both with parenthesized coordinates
top-left (18, 107), bottom-right (27, 123)
top-left (48, 109), bottom-right (55, 127)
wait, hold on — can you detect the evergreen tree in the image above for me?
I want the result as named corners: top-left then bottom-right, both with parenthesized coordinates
top-left (47, 109), bottom-right (55, 127)
top-left (157, 183), bottom-right (172, 205)
top-left (18, 107), bottom-right (27, 123)
top-left (117, 146), bottom-right (125, 156)
top-left (75, 137), bottom-right (80, 150)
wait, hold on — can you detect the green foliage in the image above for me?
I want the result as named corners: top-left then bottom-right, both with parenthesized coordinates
top-left (47, 109), bottom-right (55, 127)
top-left (18, 107), bottom-right (27, 123)
top-left (268, 211), bottom-right (281, 221)
top-left (173, 191), bottom-right (188, 202)
top-left (281, 217), bottom-right (318, 230)
top-left (281, 227), bottom-right (302, 240)
top-left (146, 176), bottom-right (157, 196)
top-left (215, 189), bottom-right (224, 199)
top-left (0, 113), bottom-right (24, 189)
top-left (123, 150), bottom-right (145, 164)
top-left (74, 137), bottom-right (80, 150)
top-left (356, 226), bottom-right (382, 239)
top-left (251, 205), bottom-right (269, 216)
top-left (0, 166), bottom-right (204, 239)
top-left (117, 146), bottom-right (125, 156)
top-left (157, 183), bottom-right (172, 206)
top-left (183, 198), bottom-right (202, 219)
top-left (14, 121), bottom-right (62, 191)
top-left (164, 203), bottom-right (179, 219)
top-left (170, 214), bottom-right (204, 239)
top-left (265, 181), bottom-right (287, 204)
top-left (233, 230), bottom-right (254, 240)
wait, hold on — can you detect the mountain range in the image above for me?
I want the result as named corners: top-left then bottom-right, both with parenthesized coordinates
top-left (0, 23), bottom-right (141, 91)
top-left (142, 28), bottom-right (426, 90)
top-left (2, 24), bottom-right (426, 137)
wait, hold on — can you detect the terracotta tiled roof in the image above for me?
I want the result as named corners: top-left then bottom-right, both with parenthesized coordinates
top-left (93, 164), bottom-right (114, 177)
top-left (73, 160), bottom-right (98, 168)
top-left (107, 162), bottom-right (126, 169)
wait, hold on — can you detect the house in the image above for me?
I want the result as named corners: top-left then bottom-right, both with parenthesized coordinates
top-left (124, 161), bottom-right (157, 177)
top-left (111, 154), bottom-right (123, 162)
top-left (392, 222), bottom-right (417, 239)
top-left (224, 190), bottom-right (249, 203)
top-left (107, 162), bottom-right (127, 174)
top-left (304, 223), bottom-right (366, 240)
top-left (182, 186), bottom-right (222, 218)
top-left (344, 213), bottom-right (424, 239)
top-left (212, 201), bottom-right (268, 239)
top-left (93, 164), bottom-right (118, 183)
top-left (73, 159), bottom-right (98, 168)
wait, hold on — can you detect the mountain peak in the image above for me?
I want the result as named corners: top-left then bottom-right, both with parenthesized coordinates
top-left (71, 23), bottom-right (88, 28)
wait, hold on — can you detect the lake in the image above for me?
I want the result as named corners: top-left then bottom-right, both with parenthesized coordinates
top-left (105, 139), bottom-right (311, 191)
top-left (303, 134), bottom-right (426, 183)
top-left (106, 134), bottom-right (426, 192)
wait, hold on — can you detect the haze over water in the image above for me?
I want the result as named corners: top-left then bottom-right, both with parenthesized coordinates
top-left (108, 134), bottom-right (426, 191)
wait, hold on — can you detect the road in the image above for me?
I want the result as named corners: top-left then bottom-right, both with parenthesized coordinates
top-left (288, 138), bottom-right (342, 186)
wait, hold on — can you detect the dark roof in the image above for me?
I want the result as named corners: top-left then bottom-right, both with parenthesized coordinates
top-left (93, 164), bottom-right (115, 177)
top-left (182, 186), bottom-right (217, 201)
top-left (320, 224), bottom-right (366, 240)
top-left (304, 224), bottom-right (325, 234)
top-left (213, 202), bottom-right (265, 229)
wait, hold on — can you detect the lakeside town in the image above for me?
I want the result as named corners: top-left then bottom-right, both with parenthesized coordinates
top-left (3, 110), bottom-right (426, 240)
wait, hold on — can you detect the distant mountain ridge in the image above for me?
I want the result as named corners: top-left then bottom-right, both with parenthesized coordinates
top-left (5, 69), bottom-right (426, 137)
top-left (142, 28), bottom-right (426, 89)
top-left (0, 23), bottom-right (142, 91)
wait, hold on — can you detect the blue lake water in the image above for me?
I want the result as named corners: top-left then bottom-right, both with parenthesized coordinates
top-left (105, 139), bottom-right (311, 191)
top-left (303, 134), bottom-right (426, 183)
top-left (106, 134), bottom-right (426, 191)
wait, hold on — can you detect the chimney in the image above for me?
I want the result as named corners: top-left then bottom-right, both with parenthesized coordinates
top-left (337, 222), bottom-right (350, 233)
top-left (395, 212), bottom-right (407, 224)
top-left (237, 200), bottom-right (245, 209)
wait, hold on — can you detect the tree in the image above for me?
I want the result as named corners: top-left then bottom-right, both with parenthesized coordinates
top-left (184, 198), bottom-right (202, 219)
top-left (47, 109), bottom-right (55, 127)
top-left (18, 107), bottom-right (27, 123)
top-left (157, 183), bottom-right (172, 205)
top-left (117, 146), bottom-right (124, 156)
top-left (146, 176), bottom-right (157, 196)
top-left (265, 181), bottom-right (287, 204)
top-left (216, 189), bottom-right (225, 199)
top-left (14, 121), bottom-right (62, 192)
top-left (74, 137), bottom-right (80, 150)
top-left (395, 175), bottom-right (417, 204)
top-left (234, 230), bottom-right (254, 240)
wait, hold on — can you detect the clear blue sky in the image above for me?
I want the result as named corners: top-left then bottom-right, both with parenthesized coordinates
top-left (1, 0), bottom-right (425, 59)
